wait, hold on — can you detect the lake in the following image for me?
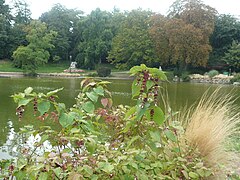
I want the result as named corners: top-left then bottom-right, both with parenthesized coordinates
top-left (0, 76), bottom-right (239, 159)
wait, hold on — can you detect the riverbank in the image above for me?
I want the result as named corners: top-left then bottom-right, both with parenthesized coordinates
top-left (0, 71), bottom-right (133, 79)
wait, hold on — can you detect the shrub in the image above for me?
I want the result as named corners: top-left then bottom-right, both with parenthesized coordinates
top-left (97, 67), bottom-right (111, 77)
top-left (230, 73), bottom-right (240, 84)
top-left (208, 69), bottom-right (219, 78)
top-left (181, 72), bottom-right (191, 82)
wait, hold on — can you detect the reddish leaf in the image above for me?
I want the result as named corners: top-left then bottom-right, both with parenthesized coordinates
top-left (101, 98), bottom-right (108, 108)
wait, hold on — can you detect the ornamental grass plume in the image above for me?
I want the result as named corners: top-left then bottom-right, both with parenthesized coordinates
top-left (180, 88), bottom-right (240, 171)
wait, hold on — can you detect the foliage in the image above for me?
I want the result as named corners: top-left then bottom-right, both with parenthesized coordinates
top-left (222, 40), bottom-right (240, 71)
top-left (210, 14), bottom-right (240, 65)
top-left (0, 64), bottom-right (223, 179)
top-left (12, 20), bottom-right (57, 75)
top-left (0, 0), bottom-right (13, 59)
top-left (150, 16), bottom-right (212, 68)
top-left (75, 8), bottom-right (114, 69)
top-left (150, 0), bottom-right (216, 69)
top-left (40, 4), bottom-right (82, 62)
top-left (108, 9), bottom-right (158, 69)
top-left (208, 69), bottom-right (219, 78)
top-left (181, 72), bottom-right (190, 82)
top-left (96, 67), bottom-right (111, 77)
top-left (230, 73), bottom-right (240, 84)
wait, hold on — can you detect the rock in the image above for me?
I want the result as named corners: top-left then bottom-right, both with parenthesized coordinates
top-left (189, 73), bottom-right (233, 84)
top-left (233, 82), bottom-right (240, 86)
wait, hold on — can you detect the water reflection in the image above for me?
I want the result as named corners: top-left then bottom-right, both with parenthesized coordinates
top-left (0, 121), bottom-right (15, 159)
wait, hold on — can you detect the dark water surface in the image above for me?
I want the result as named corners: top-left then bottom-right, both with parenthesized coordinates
top-left (0, 77), bottom-right (239, 158)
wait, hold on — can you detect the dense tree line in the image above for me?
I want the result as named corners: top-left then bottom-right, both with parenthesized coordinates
top-left (1, 0), bottom-right (240, 73)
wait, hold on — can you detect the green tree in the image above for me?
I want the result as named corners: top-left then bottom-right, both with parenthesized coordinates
top-left (0, 0), bottom-right (13, 59)
top-left (75, 8), bottom-right (114, 69)
top-left (210, 14), bottom-right (240, 66)
top-left (12, 20), bottom-right (57, 75)
top-left (222, 40), bottom-right (240, 71)
top-left (40, 4), bottom-right (82, 62)
top-left (8, 0), bottom-right (32, 56)
top-left (108, 9), bottom-right (157, 69)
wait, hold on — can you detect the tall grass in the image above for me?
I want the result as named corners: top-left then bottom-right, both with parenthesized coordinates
top-left (180, 88), bottom-right (240, 173)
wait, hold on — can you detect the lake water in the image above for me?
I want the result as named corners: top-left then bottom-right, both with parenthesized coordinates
top-left (0, 77), bottom-right (239, 159)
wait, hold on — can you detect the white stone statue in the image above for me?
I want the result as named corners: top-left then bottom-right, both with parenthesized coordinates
top-left (70, 62), bottom-right (77, 69)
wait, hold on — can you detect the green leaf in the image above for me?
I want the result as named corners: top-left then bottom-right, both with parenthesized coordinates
top-left (146, 106), bottom-right (165, 125)
top-left (38, 172), bottom-right (48, 180)
top-left (40, 134), bottom-right (49, 144)
top-left (53, 167), bottom-right (62, 178)
top-left (59, 113), bottom-right (75, 128)
top-left (131, 79), bottom-right (141, 98)
top-left (126, 136), bottom-right (140, 149)
top-left (130, 65), bottom-right (144, 75)
top-left (136, 102), bottom-right (150, 120)
top-left (86, 92), bottom-right (98, 103)
top-left (150, 131), bottom-right (161, 142)
top-left (18, 98), bottom-right (32, 107)
top-left (125, 106), bottom-right (137, 119)
top-left (38, 101), bottom-right (51, 115)
top-left (24, 87), bottom-right (33, 95)
top-left (86, 138), bottom-right (96, 154)
top-left (146, 81), bottom-right (154, 91)
top-left (122, 166), bottom-right (131, 174)
top-left (83, 165), bottom-right (93, 176)
top-left (98, 162), bottom-right (114, 174)
top-left (182, 170), bottom-right (189, 179)
top-left (189, 172), bottom-right (199, 179)
top-left (149, 68), bottom-right (167, 81)
top-left (164, 129), bottom-right (177, 142)
top-left (46, 88), bottom-right (63, 97)
top-left (82, 101), bottom-right (95, 113)
top-left (97, 81), bottom-right (111, 85)
top-left (93, 86), bottom-right (104, 96)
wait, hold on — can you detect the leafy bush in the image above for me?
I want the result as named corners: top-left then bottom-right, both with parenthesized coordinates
top-left (230, 73), bottom-right (240, 84)
top-left (97, 67), bottom-right (111, 77)
top-left (208, 69), bottom-right (219, 78)
top-left (181, 72), bottom-right (191, 82)
top-left (0, 64), bottom-right (238, 179)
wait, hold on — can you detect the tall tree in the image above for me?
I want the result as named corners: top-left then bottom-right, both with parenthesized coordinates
top-left (222, 40), bottom-right (240, 71)
top-left (210, 14), bottom-right (240, 65)
top-left (108, 9), bottom-right (157, 69)
top-left (0, 0), bottom-right (13, 59)
top-left (8, 0), bottom-right (32, 56)
top-left (12, 20), bottom-right (57, 75)
top-left (75, 8), bottom-right (114, 69)
top-left (150, 0), bottom-right (216, 68)
top-left (40, 4), bottom-right (82, 62)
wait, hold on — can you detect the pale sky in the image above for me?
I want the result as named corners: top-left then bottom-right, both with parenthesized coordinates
top-left (6, 0), bottom-right (240, 19)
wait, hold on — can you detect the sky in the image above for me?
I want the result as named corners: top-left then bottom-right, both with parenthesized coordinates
top-left (6, 0), bottom-right (240, 19)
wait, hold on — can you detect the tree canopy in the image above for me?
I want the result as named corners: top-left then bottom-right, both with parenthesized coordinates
top-left (108, 9), bottom-right (157, 69)
top-left (12, 20), bottom-right (57, 74)
top-left (150, 0), bottom-right (216, 69)
top-left (75, 8), bottom-right (114, 69)
top-left (40, 4), bottom-right (82, 62)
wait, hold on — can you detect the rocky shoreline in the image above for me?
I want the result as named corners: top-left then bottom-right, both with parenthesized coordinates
top-left (189, 74), bottom-right (233, 84)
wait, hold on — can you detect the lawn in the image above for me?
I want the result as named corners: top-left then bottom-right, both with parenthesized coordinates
top-left (0, 60), bottom-right (69, 73)
top-left (0, 60), bottom-right (23, 72)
